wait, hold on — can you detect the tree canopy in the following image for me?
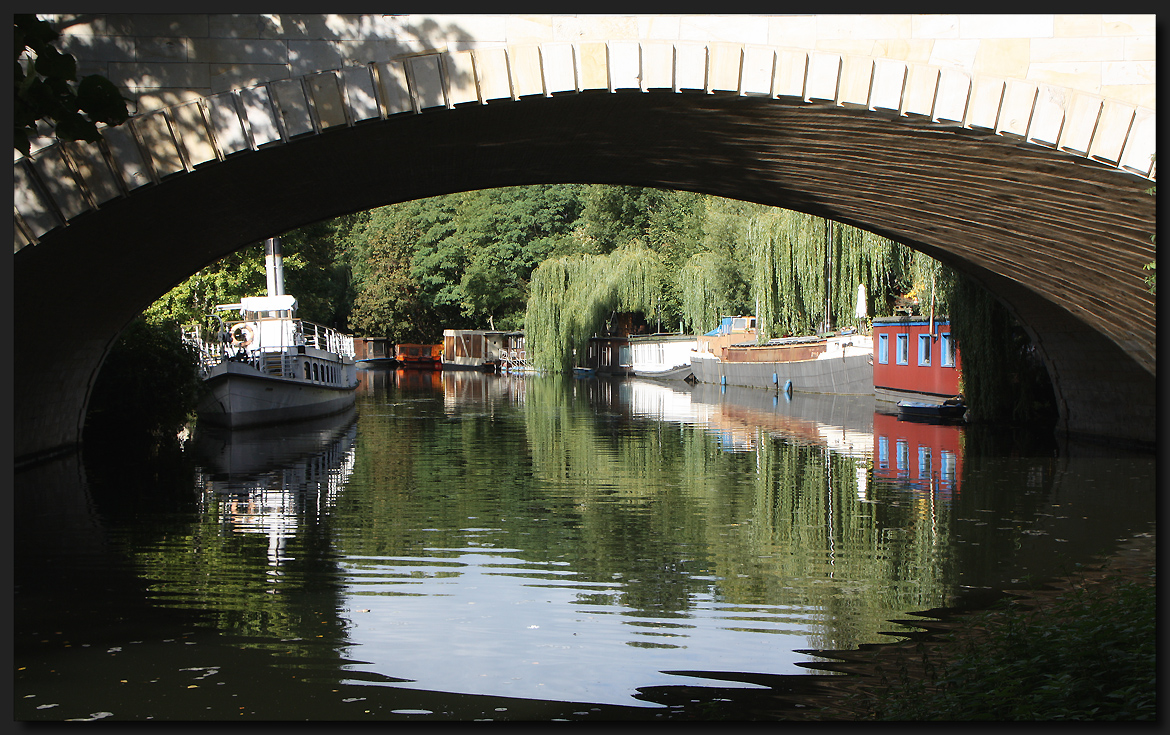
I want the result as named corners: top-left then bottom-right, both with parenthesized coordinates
top-left (142, 183), bottom-right (1054, 424)
top-left (14, 14), bottom-right (130, 156)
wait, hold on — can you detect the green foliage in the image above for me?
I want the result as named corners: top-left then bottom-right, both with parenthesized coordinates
top-left (943, 275), bottom-right (1056, 425)
top-left (872, 574), bottom-right (1156, 721)
top-left (144, 222), bottom-right (353, 331)
top-left (525, 242), bottom-right (666, 371)
top-left (143, 245), bottom-right (268, 331)
top-left (747, 209), bottom-right (909, 340)
top-left (345, 186), bottom-right (587, 340)
top-left (14, 14), bottom-right (130, 156)
top-left (678, 250), bottom-right (742, 334)
top-left (83, 318), bottom-right (204, 451)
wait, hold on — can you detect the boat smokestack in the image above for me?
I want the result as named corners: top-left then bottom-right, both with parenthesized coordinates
top-left (265, 237), bottom-right (286, 297)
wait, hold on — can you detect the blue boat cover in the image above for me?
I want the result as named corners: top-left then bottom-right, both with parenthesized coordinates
top-left (705, 317), bottom-right (734, 336)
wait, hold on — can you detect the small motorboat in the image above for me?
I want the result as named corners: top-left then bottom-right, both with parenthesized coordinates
top-left (897, 397), bottom-right (966, 421)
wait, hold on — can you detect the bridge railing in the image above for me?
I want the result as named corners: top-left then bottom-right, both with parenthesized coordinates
top-left (14, 41), bottom-right (1156, 250)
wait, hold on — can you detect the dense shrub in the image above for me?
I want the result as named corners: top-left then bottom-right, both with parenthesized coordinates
top-left (83, 318), bottom-right (204, 452)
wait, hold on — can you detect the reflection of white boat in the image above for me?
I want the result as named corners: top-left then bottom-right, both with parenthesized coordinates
top-left (192, 407), bottom-right (358, 567)
top-left (183, 237), bottom-right (358, 428)
top-left (191, 405), bottom-right (358, 478)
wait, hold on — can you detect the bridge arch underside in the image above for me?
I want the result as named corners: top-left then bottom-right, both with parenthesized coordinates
top-left (14, 91), bottom-right (1155, 465)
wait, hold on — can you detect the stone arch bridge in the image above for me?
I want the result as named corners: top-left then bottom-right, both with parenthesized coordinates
top-left (14, 14), bottom-right (1157, 466)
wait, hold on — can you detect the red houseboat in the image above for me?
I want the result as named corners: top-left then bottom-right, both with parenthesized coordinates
top-left (872, 316), bottom-right (963, 418)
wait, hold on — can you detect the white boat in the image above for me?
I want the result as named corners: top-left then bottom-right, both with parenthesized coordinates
top-left (628, 332), bottom-right (698, 381)
top-left (183, 237), bottom-right (358, 429)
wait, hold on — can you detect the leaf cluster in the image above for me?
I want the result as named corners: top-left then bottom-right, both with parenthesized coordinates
top-left (14, 14), bottom-right (130, 156)
top-left (83, 318), bottom-right (204, 451)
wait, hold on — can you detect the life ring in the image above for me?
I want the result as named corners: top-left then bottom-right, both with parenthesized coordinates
top-left (231, 324), bottom-right (254, 347)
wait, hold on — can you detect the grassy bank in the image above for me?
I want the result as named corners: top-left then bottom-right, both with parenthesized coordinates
top-left (820, 532), bottom-right (1157, 721)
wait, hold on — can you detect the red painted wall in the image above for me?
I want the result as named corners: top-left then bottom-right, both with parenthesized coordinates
top-left (872, 318), bottom-right (961, 397)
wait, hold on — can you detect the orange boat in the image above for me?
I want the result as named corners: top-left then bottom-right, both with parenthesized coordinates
top-left (396, 343), bottom-right (442, 369)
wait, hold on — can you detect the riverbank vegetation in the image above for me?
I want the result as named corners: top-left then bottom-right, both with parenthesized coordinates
top-left (831, 535), bottom-right (1156, 721)
top-left (137, 184), bottom-right (1056, 426)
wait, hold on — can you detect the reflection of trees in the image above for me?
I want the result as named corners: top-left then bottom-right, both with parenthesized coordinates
top-left (343, 374), bottom-right (959, 656)
top-left (520, 379), bottom-right (957, 651)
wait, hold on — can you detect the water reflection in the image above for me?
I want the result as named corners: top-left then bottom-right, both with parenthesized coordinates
top-left (15, 370), bottom-right (1155, 720)
top-left (191, 407), bottom-right (358, 568)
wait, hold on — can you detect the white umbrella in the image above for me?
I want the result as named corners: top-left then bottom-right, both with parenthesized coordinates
top-left (855, 283), bottom-right (868, 319)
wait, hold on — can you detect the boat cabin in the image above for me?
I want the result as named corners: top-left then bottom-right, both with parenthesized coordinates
top-left (354, 337), bottom-right (394, 363)
top-left (628, 333), bottom-right (698, 376)
top-left (695, 316), bottom-right (758, 359)
top-left (442, 329), bottom-right (506, 371)
top-left (583, 335), bottom-right (632, 375)
top-left (871, 316), bottom-right (961, 405)
top-left (396, 343), bottom-right (442, 368)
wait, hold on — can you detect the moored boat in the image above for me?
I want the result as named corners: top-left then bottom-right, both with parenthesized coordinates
top-left (183, 237), bottom-right (358, 429)
top-left (871, 315), bottom-right (963, 411)
top-left (442, 329), bottom-right (504, 372)
top-left (629, 332), bottom-right (698, 382)
top-left (395, 343), bottom-right (442, 369)
top-left (690, 316), bottom-right (873, 396)
top-left (897, 398), bottom-right (966, 421)
top-left (354, 337), bottom-right (398, 367)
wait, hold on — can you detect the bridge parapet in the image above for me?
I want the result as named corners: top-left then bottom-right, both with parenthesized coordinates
top-left (14, 40), bottom-right (1156, 251)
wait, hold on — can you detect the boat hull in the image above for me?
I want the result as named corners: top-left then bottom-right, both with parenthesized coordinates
top-left (897, 400), bottom-right (966, 422)
top-left (633, 364), bottom-right (694, 381)
top-left (691, 353), bottom-right (873, 395)
top-left (197, 363), bottom-right (357, 429)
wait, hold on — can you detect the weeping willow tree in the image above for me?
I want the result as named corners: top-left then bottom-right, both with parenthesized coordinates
top-left (747, 209), bottom-right (910, 341)
top-left (677, 251), bottom-right (741, 334)
top-left (525, 241), bottom-right (664, 372)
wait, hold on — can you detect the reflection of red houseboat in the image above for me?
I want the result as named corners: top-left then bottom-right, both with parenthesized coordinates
top-left (396, 343), bottom-right (442, 369)
top-left (873, 411), bottom-right (962, 502)
top-left (872, 316), bottom-right (963, 414)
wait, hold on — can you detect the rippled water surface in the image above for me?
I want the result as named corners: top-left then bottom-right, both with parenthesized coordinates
top-left (14, 370), bottom-right (1156, 720)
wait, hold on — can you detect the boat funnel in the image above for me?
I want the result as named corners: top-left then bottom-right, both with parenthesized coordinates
top-left (265, 237), bottom-right (286, 297)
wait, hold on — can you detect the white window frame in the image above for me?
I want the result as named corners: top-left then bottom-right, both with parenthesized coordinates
top-left (940, 332), bottom-right (955, 367)
top-left (896, 334), bottom-right (909, 365)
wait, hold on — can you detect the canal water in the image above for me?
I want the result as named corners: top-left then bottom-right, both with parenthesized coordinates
top-left (14, 370), bottom-right (1156, 721)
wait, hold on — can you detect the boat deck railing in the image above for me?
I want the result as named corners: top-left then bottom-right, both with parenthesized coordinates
top-left (183, 318), bottom-right (356, 378)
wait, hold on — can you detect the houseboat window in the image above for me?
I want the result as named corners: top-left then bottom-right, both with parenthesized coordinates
top-left (877, 334), bottom-right (889, 364)
top-left (896, 334), bottom-right (909, 365)
top-left (940, 449), bottom-right (956, 484)
top-left (304, 361), bottom-right (310, 379)
top-left (918, 334), bottom-right (931, 366)
top-left (896, 440), bottom-right (909, 472)
top-left (878, 436), bottom-right (889, 469)
top-left (940, 332), bottom-right (955, 367)
top-left (312, 363), bottom-right (318, 381)
top-left (919, 446), bottom-right (932, 479)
